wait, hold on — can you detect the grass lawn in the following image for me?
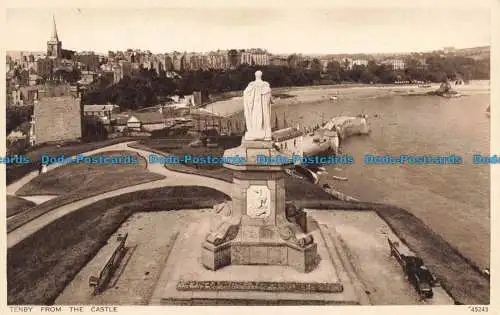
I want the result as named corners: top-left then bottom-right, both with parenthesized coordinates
top-left (6, 196), bottom-right (36, 218)
top-left (7, 186), bottom-right (229, 305)
top-left (6, 137), bottom-right (147, 186)
top-left (8, 151), bottom-right (165, 232)
top-left (16, 151), bottom-right (161, 196)
top-left (137, 138), bottom-right (195, 151)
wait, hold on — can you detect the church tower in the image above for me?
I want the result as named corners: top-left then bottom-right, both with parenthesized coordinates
top-left (47, 15), bottom-right (62, 59)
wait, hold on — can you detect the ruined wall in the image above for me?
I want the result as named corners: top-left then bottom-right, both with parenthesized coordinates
top-left (34, 95), bottom-right (82, 144)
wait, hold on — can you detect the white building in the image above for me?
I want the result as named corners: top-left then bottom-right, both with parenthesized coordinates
top-left (126, 112), bottom-right (167, 132)
top-left (83, 104), bottom-right (118, 118)
top-left (272, 127), bottom-right (304, 158)
top-left (384, 59), bottom-right (406, 70)
top-left (352, 59), bottom-right (369, 67)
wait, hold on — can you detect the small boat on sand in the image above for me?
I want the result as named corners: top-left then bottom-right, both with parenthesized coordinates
top-left (486, 105), bottom-right (490, 117)
top-left (306, 165), bottom-right (327, 174)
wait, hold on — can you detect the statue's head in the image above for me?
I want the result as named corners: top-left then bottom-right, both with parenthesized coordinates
top-left (255, 70), bottom-right (263, 80)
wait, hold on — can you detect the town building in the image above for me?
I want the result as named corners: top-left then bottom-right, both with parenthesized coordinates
top-left (172, 52), bottom-right (186, 72)
top-left (28, 73), bottom-right (42, 86)
top-left (152, 56), bottom-right (164, 74)
top-left (338, 57), bottom-right (353, 69)
top-left (240, 49), bottom-right (270, 66)
top-left (386, 59), bottom-right (406, 70)
top-left (74, 52), bottom-right (100, 71)
top-left (111, 115), bottom-right (129, 133)
top-left (78, 70), bottom-right (97, 86)
top-left (112, 64), bottom-right (123, 83)
top-left (99, 71), bottom-right (115, 84)
top-left (240, 51), bottom-right (253, 65)
top-left (207, 51), bottom-right (228, 70)
top-left (11, 85), bottom-right (40, 106)
top-left (352, 59), bottom-right (369, 67)
top-left (119, 60), bottom-right (132, 77)
top-left (270, 57), bottom-right (288, 67)
top-left (227, 50), bottom-right (242, 69)
top-left (83, 104), bottom-right (119, 120)
top-left (13, 69), bottom-right (30, 86)
top-left (32, 84), bottom-right (82, 145)
top-left (7, 130), bottom-right (27, 143)
top-left (36, 58), bottom-right (57, 79)
top-left (185, 53), bottom-right (199, 71)
top-left (251, 51), bottom-right (270, 66)
top-left (417, 58), bottom-right (428, 70)
top-left (126, 112), bottom-right (168, 132)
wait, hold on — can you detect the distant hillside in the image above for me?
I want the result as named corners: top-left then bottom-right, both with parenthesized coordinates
top-left (455, 46), bottom-right (490, 53)
top-left (452, 46), bottom-right (490, 60)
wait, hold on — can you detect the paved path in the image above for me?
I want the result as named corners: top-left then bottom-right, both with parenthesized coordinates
top-left (19, 195), bottom-right (58, 205)
top-left (7, 142), bottom-right (232, 249)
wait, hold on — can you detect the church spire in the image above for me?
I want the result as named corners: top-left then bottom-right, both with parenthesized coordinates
top-left (47, 14), bottom-right (62, 59)
top-left (50, 14), bottom-right (59, 42)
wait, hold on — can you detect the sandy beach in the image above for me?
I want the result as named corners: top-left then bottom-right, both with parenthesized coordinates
top-left (205, 81), bottom-right (490, 117)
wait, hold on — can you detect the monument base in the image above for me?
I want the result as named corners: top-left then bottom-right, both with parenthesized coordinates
top-left (155, 220), bottom-right (363, 305)
top-left (202, 223), bottom-right (318, 273)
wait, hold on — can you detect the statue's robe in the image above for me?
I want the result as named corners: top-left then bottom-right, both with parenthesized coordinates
top-left (243, 80), bottom-right (272, 140)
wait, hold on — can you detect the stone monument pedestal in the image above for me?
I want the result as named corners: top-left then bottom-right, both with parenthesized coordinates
top-left (201, 140), bottom-right (319, 273)
top-left (154, 72), bottom-right (363, 305)
top-left (156, 219), bottom-right (361, 305)
top-left (155, 141), bottom-right (361, 305)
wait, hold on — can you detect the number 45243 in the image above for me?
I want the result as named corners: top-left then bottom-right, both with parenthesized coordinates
top-left (469, 306), bottom-right (489, 312)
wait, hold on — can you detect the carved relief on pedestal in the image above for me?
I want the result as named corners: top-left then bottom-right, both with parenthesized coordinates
top-left (205, 218), bottom-right (241, 246)
top-left (246, 185), bottom-right (271, 218)
top-left (276, 203), bottom-right (314, 248)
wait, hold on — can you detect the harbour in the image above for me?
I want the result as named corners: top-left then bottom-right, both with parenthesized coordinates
top-left (209, 82), bottom-right (490, 269)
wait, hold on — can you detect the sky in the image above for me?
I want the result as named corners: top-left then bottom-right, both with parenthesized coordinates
top-left (5, 6), bottom-right (491, 54)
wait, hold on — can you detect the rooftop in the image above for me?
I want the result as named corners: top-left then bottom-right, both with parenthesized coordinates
top-left (129, 112), bottom-right (168, 124)
top-left (272, 127), bottom-right (304, 142)
top-left (83, 104), bottom-right (118, 112)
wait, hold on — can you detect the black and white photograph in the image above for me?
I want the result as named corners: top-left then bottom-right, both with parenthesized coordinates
top-left (2, 0), bottom-right (497, 311)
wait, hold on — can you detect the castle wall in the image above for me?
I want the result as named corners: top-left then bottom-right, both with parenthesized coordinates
top-left (34, 94), bottom-right (82, 144)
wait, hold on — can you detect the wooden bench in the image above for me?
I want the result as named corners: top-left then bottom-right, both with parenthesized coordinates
top-left (89, 233), bottom-right (128, 295)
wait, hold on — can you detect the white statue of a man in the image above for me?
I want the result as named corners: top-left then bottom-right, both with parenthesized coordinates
top-left (243, 70), bottom-right (272, 141)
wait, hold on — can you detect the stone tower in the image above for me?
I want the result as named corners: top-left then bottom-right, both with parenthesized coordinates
top-left (47, 15), bottom-right (62, 59)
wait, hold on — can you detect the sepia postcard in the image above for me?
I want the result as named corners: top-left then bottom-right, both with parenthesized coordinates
top-left (1, 0), bottom-right (498, 314)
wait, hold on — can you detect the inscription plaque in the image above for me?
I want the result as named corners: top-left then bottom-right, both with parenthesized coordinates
top-left (246, 185), bottom-right (271, 218)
